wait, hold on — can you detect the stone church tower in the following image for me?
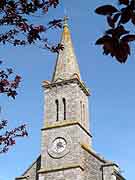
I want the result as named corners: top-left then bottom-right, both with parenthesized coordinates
top-left (16, 18), bottom-right (126, 180)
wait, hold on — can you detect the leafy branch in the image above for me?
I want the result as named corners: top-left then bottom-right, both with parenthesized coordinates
top-left (95, 0), bottom-right (135, 63)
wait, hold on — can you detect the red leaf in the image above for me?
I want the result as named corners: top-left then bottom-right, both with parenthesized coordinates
top-left (105, 29), bottom-right (114, 35)
top-left (95, 35), bottom-right (112, 45)
top-left (115, 52), bottom-right (128, 63)
top-left (113, 13), bottom-right (121, 23)
top-left (121, 41), bottom-right (130, 55)
top-left (122, 35), bottom-right (135, 42)
top-left (113, 25), bottom-right (129, 38)
top-left (103, 42), bottom-right (114, 55)
top-left (130, 0), bottom-right (135, 9)
top-left (131, 14), bottom-right (135, 24)
top-left (95, 5), bottom-right (118, 15)
top-left (118, 0), bottom-right (129, 5)
top-left (115, 41), bottom-right (130, 63)
top-left (120, 7), bottom-right (131, 24)
top-left (107, 15), bottom-right (115, 28)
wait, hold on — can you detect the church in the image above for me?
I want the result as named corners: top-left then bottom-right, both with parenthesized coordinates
top-left (15, 17), bottom-right (126, 180)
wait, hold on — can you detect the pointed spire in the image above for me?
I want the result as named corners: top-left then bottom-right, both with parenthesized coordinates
top-left (52, 17), bottom-right (81, 82)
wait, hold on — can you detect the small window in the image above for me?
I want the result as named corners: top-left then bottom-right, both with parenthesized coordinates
top-left (80, 101), bottom-right (82, 123)
top-left (63, 98), bottom-right (66, 120)
top-left (83, 104), bottom-right (85, 122)
top-left (55, 99), bottom-right (59, 121)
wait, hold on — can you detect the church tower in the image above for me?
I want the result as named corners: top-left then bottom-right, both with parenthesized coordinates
top-left (16, 17), bottom-right (126, 180)
top-left (38, 17), bottom-right (92, 179)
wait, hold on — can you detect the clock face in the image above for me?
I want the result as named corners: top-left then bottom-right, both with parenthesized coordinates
top-left (48, 134), bottom-right (71, 158)
top-left (52, 138), bottom-right (67, 153)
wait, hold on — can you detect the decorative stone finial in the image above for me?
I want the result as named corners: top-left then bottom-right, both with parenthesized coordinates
top-left (63, 16), bottom-right (69, 27)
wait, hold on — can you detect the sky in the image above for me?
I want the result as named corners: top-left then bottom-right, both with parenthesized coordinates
top-left (0, 0), bottom-right (134, 179)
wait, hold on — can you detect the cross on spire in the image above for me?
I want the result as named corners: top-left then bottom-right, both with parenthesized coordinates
top-left (63, 16), bottom-right (69, 27)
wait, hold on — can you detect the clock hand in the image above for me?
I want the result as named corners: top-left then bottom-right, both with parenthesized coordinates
top-left (57, 142), bottom-right (63, 148)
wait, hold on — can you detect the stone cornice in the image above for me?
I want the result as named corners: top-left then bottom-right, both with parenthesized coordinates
top-left (42, 78), bottom-right (90, 96)
top-left (38, 164), bottom-right (84, 174)
top-left (113, 170), bottom-right (126, 180)
top-left (15, 176), bottom-right (28, 180)
top-left (42, 120), bottom-right (92, 138)
top-left (101, 163), bottom-right (119, 168)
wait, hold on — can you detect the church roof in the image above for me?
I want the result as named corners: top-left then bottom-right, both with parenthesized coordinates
top-left (52, 17), bottom-right (81, 82)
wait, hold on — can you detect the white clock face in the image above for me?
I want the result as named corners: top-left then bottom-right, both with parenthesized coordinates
top-left (52, 138), bottom-right (67, 153)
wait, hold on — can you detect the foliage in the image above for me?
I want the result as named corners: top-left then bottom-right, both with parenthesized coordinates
top-left (0, 0), bottom-right (63, 153)
top-left (0, 0), bottom-right (63, 52)
top-left (0, 62), bottom-right (28, 153)
top-left (95, 0), bottom-right (135, 63)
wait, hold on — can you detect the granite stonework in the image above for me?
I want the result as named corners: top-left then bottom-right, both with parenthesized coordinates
top-left (16, 145), bottom-right (124, 180)
top-left (15, 79), bottom-right (125, 180)
top-left (15, 19), bottom-right (126, 180)
top-left (44, 80), bottom-right (90, 132)
top-left (81, 146), bottom-right (121, 180)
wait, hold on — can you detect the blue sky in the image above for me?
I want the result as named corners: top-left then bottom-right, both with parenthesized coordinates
top-left (0, 0), bottom-right (134, 179)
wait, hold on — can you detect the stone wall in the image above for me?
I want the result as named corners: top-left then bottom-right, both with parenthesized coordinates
top-left (102, 164), bottom-right (121, 180)
top-left (39, 167), bottom-right (83, 180)
top-left (41, 124), bottom-right (92, 170)
top-left (44, 81), bottom-right (90, 132)
top-left (82, 148), bottom-right (104, 180)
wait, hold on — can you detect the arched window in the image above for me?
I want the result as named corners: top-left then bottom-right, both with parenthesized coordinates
top-left (80, 101), bottom-right (82, 123)
top-left (63, 98), bottom-right (66, 120)
top-left (83, 104), bottom-right (85, 122)
top-left (55, 99), bottom-right (59, 121)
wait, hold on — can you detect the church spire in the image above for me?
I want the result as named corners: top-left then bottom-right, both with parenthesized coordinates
top-left (52, 17), bottom-right (81, 82)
